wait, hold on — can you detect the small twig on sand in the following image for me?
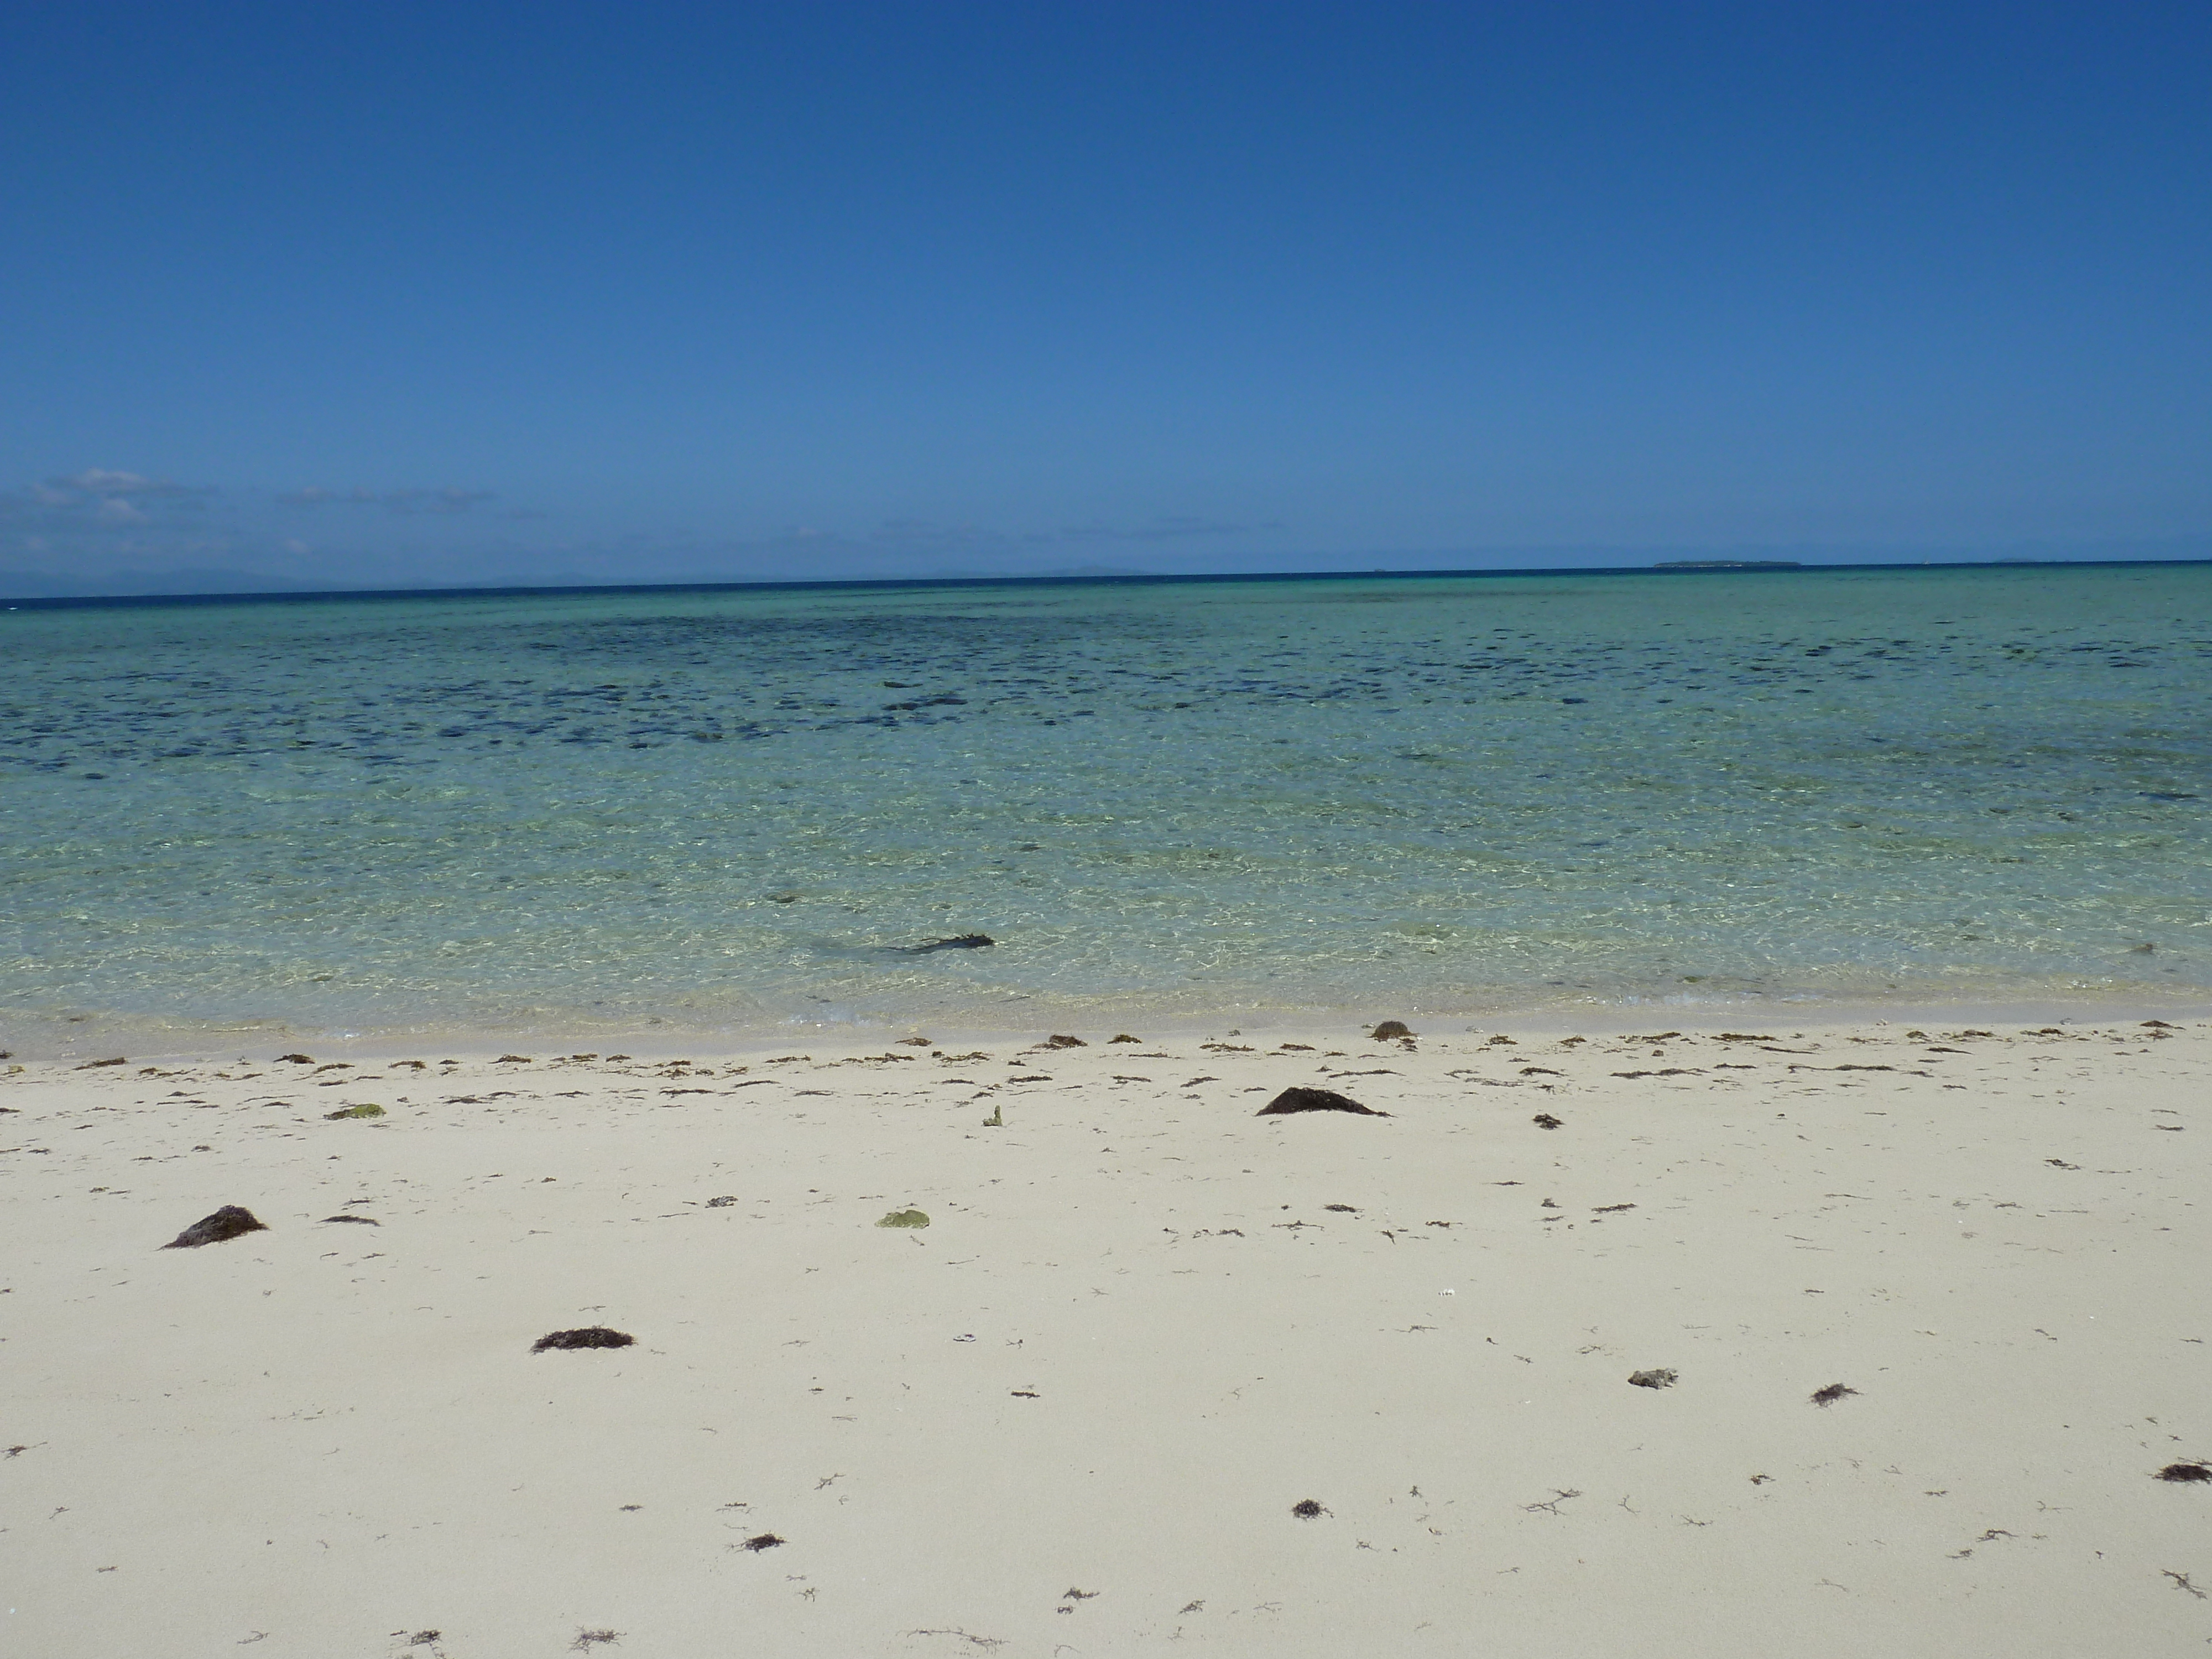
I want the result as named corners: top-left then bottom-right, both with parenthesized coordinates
top-left (904, 1631), bottom-right (1007, 1651)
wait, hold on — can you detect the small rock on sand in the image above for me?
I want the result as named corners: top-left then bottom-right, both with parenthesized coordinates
top-left (161, 1206), bottom-right (269, 1249)
top-left (1257, 1088), bottom-right (1386, 1117)
top-left (532, 1327), bottom-right (635, 1353)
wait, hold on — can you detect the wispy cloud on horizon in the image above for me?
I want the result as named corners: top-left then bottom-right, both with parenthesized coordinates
top-left (857, 515), bottom-right (1272, 549)
top-left (1057, 516), bottom-right (1280, 542)
top-left (278, 485), bottom-right (497, 514)
top-left (3, 470), bottom-right (221, 541)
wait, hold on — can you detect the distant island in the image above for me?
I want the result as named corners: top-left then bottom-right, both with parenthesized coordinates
top-left (1652, 559), bottom-right (1803, 570)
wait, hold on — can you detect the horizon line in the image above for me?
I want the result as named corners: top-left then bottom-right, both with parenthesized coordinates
top-left (7, 552), bottom-right (2212, 613)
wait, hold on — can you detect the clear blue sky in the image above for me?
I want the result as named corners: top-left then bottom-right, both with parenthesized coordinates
top-left (4, 2), bottom-right (2209, 592)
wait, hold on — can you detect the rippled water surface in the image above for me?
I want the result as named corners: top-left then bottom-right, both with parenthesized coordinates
top-left (4, 566), bottom-right (2210, 1044)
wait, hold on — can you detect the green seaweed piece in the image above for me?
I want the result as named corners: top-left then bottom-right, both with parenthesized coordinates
top-left (325, 1103), bottom-right (387, 1119)
top-left (875, 1208), bottom-right (930, 1228)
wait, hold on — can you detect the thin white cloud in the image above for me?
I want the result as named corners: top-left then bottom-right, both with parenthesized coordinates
top-left (1, 469), bottom-right (217, 527)
top-left (49, 469), bottom-right (213, 500)
top-left (1057, 516), bottom-right (1276, 542)
top-left (279, 485), bottom-right (497, 514)
top-left (860, 515), bottom-right (1274, 548)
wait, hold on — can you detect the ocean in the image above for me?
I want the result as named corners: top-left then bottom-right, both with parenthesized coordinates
top-left (3, 564), bottom-right (2208, 1050)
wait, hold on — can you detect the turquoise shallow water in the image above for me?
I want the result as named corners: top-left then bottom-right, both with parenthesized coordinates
top-left (3, 565), bottom-right (2209, 1046)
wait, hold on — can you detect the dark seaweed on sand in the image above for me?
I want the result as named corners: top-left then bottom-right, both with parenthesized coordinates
top-left (1256, 1087), bottom-right (1386, 1117)
top-left (741, 1532), bottom-right (785, 1551)
top-left (1810, 1383), bottom-right (1859, 1407)
top-left (320, 1214), bottom-right (380, 1225)
top-left (1290, 1499), bottom-right (1325, 1518)
top-left (161, 1206), bottom-right (268, 1249)
top-left (2156, 1462), bottom-right (2212, 1483)
top-left (1532, 1113), bottom-right (1563, 1129)
top-left (533, 1326), bottom-right (635, 1353)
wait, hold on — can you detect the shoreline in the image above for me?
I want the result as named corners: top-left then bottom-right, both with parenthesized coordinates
top-left (8, 981), bottom-right (2209, 1066)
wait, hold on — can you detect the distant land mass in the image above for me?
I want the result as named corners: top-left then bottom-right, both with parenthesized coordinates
top-left (1651, 559), bottom-right (1803, 570)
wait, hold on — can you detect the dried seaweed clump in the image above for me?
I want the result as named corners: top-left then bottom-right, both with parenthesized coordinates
top-left (325, 1103), bottom-right (385, 1119)
top-left (1627, 1369), bottom-right (1678, 1389)
top-left (1810, 1383), bottom-right (1859, 1407)
top-left (533, 1327), bottom-right (635, 1353)
top-left (2156, 1462), bottom-right (2212, 1483)
top-left (1532, 1113), bottom-right (1563, 1130)
top-left (741, 1532), bottom-right (785, 1551)
top-left (877, 1208), bottom-right (930, 1228)
top-left (1290, 1499), bottom-right (1325, 1519)
top-left (1256, 1088), bottom-right (1386, 1117)
top-left (162, 1206), bottom-right (269, 1249)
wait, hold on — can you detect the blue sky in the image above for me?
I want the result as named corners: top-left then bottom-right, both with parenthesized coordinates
top-left (4, 2), bottom-right (2209, 593)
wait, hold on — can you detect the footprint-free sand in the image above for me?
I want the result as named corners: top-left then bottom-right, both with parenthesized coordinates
top-left (7, 1015), bottom-right (2210, 1656)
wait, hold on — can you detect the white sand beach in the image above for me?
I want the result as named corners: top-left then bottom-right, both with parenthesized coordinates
top-left (7, 1015), bottom-right (2211, 1656)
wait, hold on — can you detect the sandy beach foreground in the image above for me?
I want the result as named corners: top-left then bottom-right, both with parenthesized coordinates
top-left (7, 1016), bottom-right (2210, 1656)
